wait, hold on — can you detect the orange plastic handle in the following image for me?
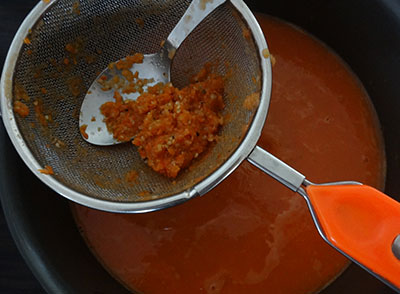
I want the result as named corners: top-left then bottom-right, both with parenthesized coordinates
top-left (306, 184), bottom-right (400, 289)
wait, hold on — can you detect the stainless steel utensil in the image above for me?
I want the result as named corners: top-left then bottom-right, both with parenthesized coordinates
top-left (79, 0), bottom-right (226, 146)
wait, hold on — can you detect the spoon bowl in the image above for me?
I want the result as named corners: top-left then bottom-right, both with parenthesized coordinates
top-left (79, 50), bottom-right (171, 145)
top-left (79, 0), bottom-right (227, 146)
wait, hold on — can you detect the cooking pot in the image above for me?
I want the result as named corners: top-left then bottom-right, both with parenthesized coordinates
top-left (0, 0), bottom-right (399, 293)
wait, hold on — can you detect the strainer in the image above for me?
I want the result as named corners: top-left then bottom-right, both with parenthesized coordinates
top-left (2, 0), bottom-right (400, 291)
top-left (1, 0), bottom-right (270, 212)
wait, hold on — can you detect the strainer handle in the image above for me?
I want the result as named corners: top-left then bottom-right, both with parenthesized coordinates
top-left (247, 146), bottom-right (305, 192)
top-left (247, 145), bottom-right (400, 291)
top-left (166, 0), bottom-right (227, 50)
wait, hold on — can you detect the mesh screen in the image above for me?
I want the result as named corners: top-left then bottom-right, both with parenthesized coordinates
top-left (12, 0), bottom-right (261, 202)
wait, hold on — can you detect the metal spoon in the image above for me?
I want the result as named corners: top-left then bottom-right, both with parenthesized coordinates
top-left (79, 0), bottom-right (226, 145)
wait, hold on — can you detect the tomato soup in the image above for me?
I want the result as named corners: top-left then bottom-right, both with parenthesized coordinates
top-left (72, 14), bottom-right (385, 294)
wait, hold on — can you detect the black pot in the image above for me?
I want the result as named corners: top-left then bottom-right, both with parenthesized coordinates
top-left (0, 0), bottom-right (399, 293)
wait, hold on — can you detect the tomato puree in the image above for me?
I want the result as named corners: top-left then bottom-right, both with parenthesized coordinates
top-left (72, 15), bottom-right (385, 294)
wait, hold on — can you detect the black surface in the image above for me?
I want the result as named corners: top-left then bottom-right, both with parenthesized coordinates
top-left (0, 208), bottom-right (44, 293)
top-left (0, 2), bottom-right (45, 293)
top-left (0, 0), bottom-right (399, 294)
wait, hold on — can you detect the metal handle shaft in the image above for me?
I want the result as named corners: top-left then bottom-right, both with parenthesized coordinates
top-left (166, 0), bottom-right (227, 50)
top-left (247, 145), bottom-right (305, 192)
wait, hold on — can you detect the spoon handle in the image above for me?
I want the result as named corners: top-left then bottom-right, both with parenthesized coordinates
top-left (166, 0), bottom-right (227, 50)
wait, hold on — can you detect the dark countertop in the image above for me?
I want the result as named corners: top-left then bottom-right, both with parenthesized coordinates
top-left (0, 1), bottom-right (45, 292)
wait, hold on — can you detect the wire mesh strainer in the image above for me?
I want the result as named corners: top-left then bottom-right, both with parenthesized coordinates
top-left (1, 0), bottom-right (271, 212)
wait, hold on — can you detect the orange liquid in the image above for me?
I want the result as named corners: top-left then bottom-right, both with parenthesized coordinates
top-left (72, 15), bottom-right (385, 294)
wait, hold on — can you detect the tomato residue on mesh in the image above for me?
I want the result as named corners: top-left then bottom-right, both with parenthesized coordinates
top-left (14, 101), bottom-right (30, 118)
top-left (100, 63), bottom-right (225, 178)
top-left (38, 165), bottom-right (54, 175)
